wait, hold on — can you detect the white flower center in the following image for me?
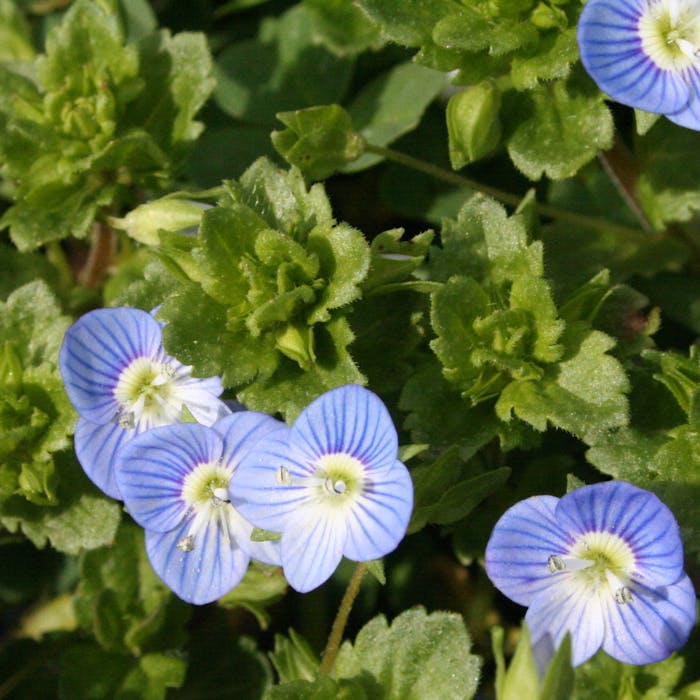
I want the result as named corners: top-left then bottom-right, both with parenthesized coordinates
top-left (548, 531), bottom-right (637, 604)
top-left (275, 452), bottom-right (365, 506)
top-left (176, 462), bottom-right (240, 554)
top-left (113, 355), bottom-right (184, 430)
top-left (639, 0), bottom-right (700, 71)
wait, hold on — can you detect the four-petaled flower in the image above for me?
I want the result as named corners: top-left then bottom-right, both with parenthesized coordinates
top-left (229, 384), bottom-right (414, 593)
top-left (115, 413), bottom-right (283, 604)
top-left (578, 0), bottom-right (700, 130)
top-left (485, 481), bottom-right (696, 667)
top-left (59, 307), bottom-right (228, 498)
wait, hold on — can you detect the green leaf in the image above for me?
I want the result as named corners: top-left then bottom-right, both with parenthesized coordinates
top-left (59, 646), bottom-right (186, 700)
top-left (333, 607), bottom-right (481, 700)
top-left (364, 559), bottom-right (385, 585)
top-left (637, 119), bottom-right (700, 228)
top-left (269, 629), bottom-right (320, 683)
top-left (409, 446), bottom-right (511, 532)
top-left (507, 78), bottom-right (614, 180)
top-left (304, 0), bottom-right (384, 56)
top-left (272, 105), bottom-right (366, 181)
top-left (574, 649), bottom-right (685, 700)
top-left (0, 0), bottom-right (34, 62)
top-left (539, 634), bottom-right (574, 700)
top-left (0, 281), bottom-right (75, 507)
top-left (218, 564), bottom-right (287, 629)
top-left (446, 81), bottom-right (502, 169)
top-left (498, 625), bottom-right (540, 700)
top-left (73, 521), bottom-right (190, 654)
top-left (267, 676), bottom-right (368, 700)
top-left (343, 61), bottom-right (446, 172)
top-left (159, 159), bottom-right (370, 418)
top-left (510, 29), bottom-right (579, 90)
top-left (495, 325), bottom-right (629, 440)
top-left (0, 450), bottom-right (121, 554)
top-left (127, 29), bottom-right (214, 156)
top-left (214, 5), bottom-right (353, 127)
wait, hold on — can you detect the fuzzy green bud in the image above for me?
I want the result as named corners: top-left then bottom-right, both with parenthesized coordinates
top-left (446, 81), bottom-right (502, 169)
top-left (110, 199), bottom-right (209, 245)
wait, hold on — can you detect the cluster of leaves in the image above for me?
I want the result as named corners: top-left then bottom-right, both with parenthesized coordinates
top-left (0, 0), bottom-right (699, 698)
top-left (0, 0), bottom-right (213, 250)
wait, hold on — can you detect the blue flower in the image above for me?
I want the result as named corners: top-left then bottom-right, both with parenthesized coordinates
top-left (59, 307), bottom-right (228, 499)
top-left (485, 481), bottom-right (696, 667)
top-left (115, 413), bottom-right (284, 604)
top-left (578, 0), bottom-right (700, 130)
top-left (229, 384), bottom-right (413, 593)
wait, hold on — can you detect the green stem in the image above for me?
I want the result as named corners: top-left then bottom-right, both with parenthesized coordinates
top-left (319, 562), bottom-right (367, 675)
top-left (364, 143), bottom-right (652, 243)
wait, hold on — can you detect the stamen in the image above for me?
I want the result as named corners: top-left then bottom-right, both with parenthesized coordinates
top-left (116, 410), bottom-right (135, 430)
top-left (276, 466), bottom-right (292, 485)
top-left (211, 487), bottom-right (230, 506)
top-left (614, 586), bottom-right (634, 604)
top-left (548, 555), bottom-right (566, 573)
top-left (177, 534), bottom-right (195, 552)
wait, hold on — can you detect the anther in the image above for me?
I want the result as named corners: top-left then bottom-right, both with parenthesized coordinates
top-left (324, 478), bottom-right (346, 494)
top-left (276, 466), bottom-right (292, 485)
top-left (116, 410), bottom-right (135, 430)
top-left (614, 586), bottom-right (634, 604)
top-left (211, 487), bottom-right (230, 507)
top-left (177, 535), bottom-right (195, 552)
top-left (547, 555), bottom-right (566, 573)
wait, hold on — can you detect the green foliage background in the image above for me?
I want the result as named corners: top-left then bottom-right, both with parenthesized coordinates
top-left (0, 0), bottom-right (698, 698)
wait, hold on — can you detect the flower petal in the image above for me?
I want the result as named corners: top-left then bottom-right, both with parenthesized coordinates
top-left (485, 495), bottom-right (574, 606)
top-left (59, 308), bottom-right (162, 424)
top-left (145, 514), bottom-right (250, 605)
top-left (291, 385), bottom-right (398, 471)
top-left (601, 572), bottom-right (697, 665)
top-left (176, 375), bottom-right (228, 425)
top-left (526, 576), bottom-right (606, 667)
top-left (229, 429), bottom-right (311, 533)
top-left (216, 411), bottom-right (286, 471)
top-left (555, 481), bottom-right (684, 586)
top-left (577, 0), bottom-right (691, 115)
top-left (281, 506), bottom-right (346, 593)
top-left (343, 460), bottom-right (413, 561)
top-left (116, 423), bottom-right (223, 532)
top-left (74, 417), bottom-right (133, 499)
top-left (666, 66), bottom-right (700, 130)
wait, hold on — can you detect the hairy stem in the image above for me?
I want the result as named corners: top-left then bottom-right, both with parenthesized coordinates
top-left (365, 143), bottom-right (652, 243)
top-left (319, 562), bottom-right (367, 675)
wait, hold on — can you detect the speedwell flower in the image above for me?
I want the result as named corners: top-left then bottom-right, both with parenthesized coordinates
top-left (485, 481), bottom-right (696, 667)
top-left (229, 384), bottom-right (414, 593)
top-left (59, 307), bottom-right (228, 499)
top-left (578, 0), bottom-right (700, 129)
top-left (115, 413), bottom-right (283, 604)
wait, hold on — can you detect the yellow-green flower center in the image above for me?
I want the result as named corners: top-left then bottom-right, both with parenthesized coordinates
top-left (639, 0), bottom-right (700, 70)
top-left (114, 356), bottom-right (179, 428)
top-left (549, 531), bottom-right (637, 603)
top-left (275, 452), bottom-right (365, 505)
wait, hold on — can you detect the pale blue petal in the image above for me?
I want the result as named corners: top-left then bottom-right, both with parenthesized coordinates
top-left (179, 376), bottom-right (229, 425)
top-left (602, 572), bottom-right (697, 665)
top-left (216, 411), bottom-right (286, 471)
top-left (555, 481), bottom-right (684, 586)
top-left (145, 516), bottom-right (250, 605)
top-left (59, 308), bottom-right (162, 424)
top-left (74, 416), bottom-right (133, 499)
top-left (343, 460), bottom-right (413, 561)
top-left (578, 0), bottom-right (690, 115)
top-left (116, 423), bottom-right (223, 532)
top-left (281, 507), bottom-right (346, 593)
top-left (526, 576), bottom-right (606, 667)
top-left (485, 495), bottom-right (574, 606)
top-left (666, 66), bottom-right (700, 130)
top-left (291, 385), bottom-right (398, 471)
top-left (229, 429), bottom-right (312, 533)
